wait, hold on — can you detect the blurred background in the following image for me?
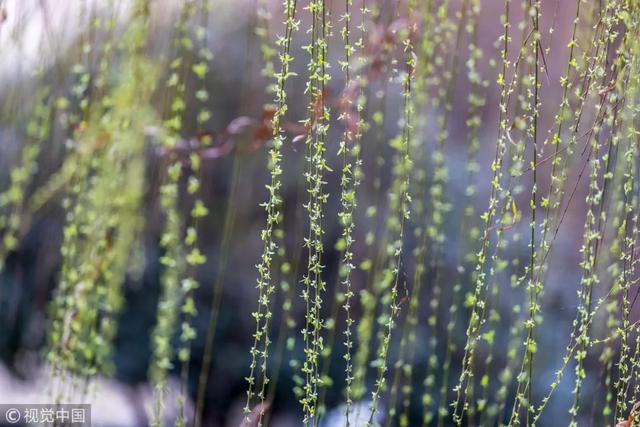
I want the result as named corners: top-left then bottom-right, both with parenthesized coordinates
top-left (0, 0), bottom-right (636, 426)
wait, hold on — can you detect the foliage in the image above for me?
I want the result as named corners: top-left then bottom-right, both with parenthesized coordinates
top-left (1, 0), bottom-right (640, 426)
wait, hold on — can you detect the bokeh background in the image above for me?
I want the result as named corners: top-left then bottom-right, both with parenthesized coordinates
top-left (0, 0), bottom-right (635, 426)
